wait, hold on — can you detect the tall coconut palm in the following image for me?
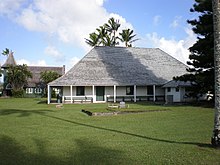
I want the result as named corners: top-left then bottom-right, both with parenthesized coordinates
top-left (2, 48), bottom-right (10, 56)
top-left (119, 29), bottom-right (138, 47)
top-left (212, 0), bottom-right (220, 147)
top-left (104, 17), bottom-right (120, 46)
top-left (102, 35), bottom-right (115, 46)
top-left (96, 25), bottom-right (108, 45)
top-left (85, 32), bottom-right (100, 47)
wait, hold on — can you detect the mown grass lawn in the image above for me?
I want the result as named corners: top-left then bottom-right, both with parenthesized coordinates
top-left (0, 98), bottom-right (219, 164)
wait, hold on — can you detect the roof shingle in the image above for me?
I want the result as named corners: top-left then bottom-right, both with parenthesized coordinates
top-left (49, 46), bottom-right (188, 86)
top-left (27, 66), bottom-right (65, 87)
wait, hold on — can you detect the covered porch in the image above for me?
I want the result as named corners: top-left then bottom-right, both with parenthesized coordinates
top-left (47, 85), bottom-right (165, 104)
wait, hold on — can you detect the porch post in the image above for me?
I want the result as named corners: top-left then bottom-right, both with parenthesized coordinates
top-left (114, 85), bottom-right (116, 103)
top-left (47, 85), bottom-right (51, 104)
top-left (92, 85), bottom-right (95, 103)
top-left (134, 85), bottom-right (137, 102)
top-left (70, 85), bottom-right (73, 103)
top-left (153, 85), bottom-right (156, 102)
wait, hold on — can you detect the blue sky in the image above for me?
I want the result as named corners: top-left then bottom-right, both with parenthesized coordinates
top-left (0, 0), bottom-right (197, 72)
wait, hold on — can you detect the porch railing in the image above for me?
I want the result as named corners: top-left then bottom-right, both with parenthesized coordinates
top-left (62, 95), bottom-right (93, 103)
top-left (106, 95), bottom-right (165, 102)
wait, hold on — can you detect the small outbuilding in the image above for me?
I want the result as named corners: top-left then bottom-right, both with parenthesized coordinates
top-left (162, 80), bottom-right (192, 103)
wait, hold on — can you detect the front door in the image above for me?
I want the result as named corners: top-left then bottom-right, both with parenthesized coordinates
top-left (96, 86), bottom-right (105, 101)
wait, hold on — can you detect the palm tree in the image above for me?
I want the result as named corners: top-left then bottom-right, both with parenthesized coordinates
top-left (212, 0), bottom-right (220, 147)
top-left (85, 18), bottom-right (138, 47)
top-left (85, 32), bottom-right (100, 47)
top-left (2, 48), bottom-right (10, 56)
top-left (102, 35), bottom-right (115, 46)
top-left (96, 26), bottom-right (108, 45)
top-left (119, 29), bottom-right (138, 47)
top-left (104, 17), bottom-right (120, 46)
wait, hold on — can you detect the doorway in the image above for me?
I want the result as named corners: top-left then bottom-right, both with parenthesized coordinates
top-left (96, 86), bottom-right (105, 101)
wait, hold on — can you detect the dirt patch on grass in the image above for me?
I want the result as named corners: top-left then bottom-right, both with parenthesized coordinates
top-left (81, 109), bottom-right (170, 116)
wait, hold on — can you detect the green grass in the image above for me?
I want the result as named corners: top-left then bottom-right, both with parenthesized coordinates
top-left (0, 98), bottom-right (219, 164)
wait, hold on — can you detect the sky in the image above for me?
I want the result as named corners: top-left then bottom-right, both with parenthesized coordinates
top-left (0, 0), bottom-right (198, 73)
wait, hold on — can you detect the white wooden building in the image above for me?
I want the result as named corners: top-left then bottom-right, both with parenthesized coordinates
top-left (162, 80), bottom-right (192, 103)
top-left (48, 46), bottom-right (189, 104)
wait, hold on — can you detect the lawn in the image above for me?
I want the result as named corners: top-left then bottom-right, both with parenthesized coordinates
top-left (0, 98), bottom-right (219, 164)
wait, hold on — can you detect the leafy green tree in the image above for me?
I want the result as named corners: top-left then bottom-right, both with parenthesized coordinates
top-left (174, 0), bottom-right (213, 98)
top-left (119, 29), bottom-right (138, 47)
top-left (7, 64), bottom-right (32, 97)
top-left (40, 70), bottom-right (61, 84)
top-left (212, 0), bottom-right (220, 147)
top-left (40, 70), bottom-right (61, 96)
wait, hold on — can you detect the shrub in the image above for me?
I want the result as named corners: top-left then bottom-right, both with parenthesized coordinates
top-left (12, 89), bottom-right (24, 98)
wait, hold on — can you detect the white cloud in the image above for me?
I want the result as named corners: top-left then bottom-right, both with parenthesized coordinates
top-left (108, 13), bottom-right (135, 46)
top-left (146, 27), bottom-right (197, 64)
top-left (170, 16), bottom-right (182, 28)
top-left (17, 59), bottom-right (47, 66)
top-left (96, 0), bottom-right (106, 6)
top-left (44, 46), bottom-right (63, 59)
top-left (4, 0), bottom-right (131, 51)
top-left (109, 13), bottom-right (133, 30)
top-left (153, 15), bottom-right (161, 26)
top-left (70, 57), bottom-right (80, 66)
top-left (0, 0), bottom-right (25, 16)
top-left (65, 57), bottom-right (80, 72)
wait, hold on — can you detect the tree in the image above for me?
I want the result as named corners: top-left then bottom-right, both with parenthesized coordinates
top-left (2, 48), bottom-right (10, 56)
top-left (119, 29), bottom-right (139, 47)
top-left (40, 70), bottom-right (61, 96)
top-left (104, 17), bottom-right (120, 46)
top-left (211, 0), bottom-right (220, 147)
top-left (174, 0), bottom-right (214, 99)
top-left (96, 25), bottom-right (110, 46)
top-left (40, 70), bottom-right (61, 85)
top-left (7, 64), bottom-right (32, 97)
top-left (85, 17), bottom-right (137, 47)
top-left (85, 32), bottom-right (100, 47)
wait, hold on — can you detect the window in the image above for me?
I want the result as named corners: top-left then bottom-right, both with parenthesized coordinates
top-left (35, 88), bottom-right (42, 94)
top-left (126, 86), bottom-right (134, 95)
top-left (167, 87), bottom-right (171, 92)
top-left (176, 87), bottom-right (179, 92)
top-left (76, 86), bottom-right (85, 96)
top-left (26, 88), bottom-right (33, 94)
top-left (147, 86), bottom-right (153, 95)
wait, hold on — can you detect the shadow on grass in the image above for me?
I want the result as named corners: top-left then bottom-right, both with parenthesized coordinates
top-left (0, 108), bottom-right (213, 149)
top-left (133, 100), bottom-right (214, 109)
top-left (42, 114), bottom-right (213, 149)
top-left (0, 109), bottom-right (54, 117)
top-left (0, 135), bottom-right (125, 165)
top-left (37, 100), bottom-right (47, 104)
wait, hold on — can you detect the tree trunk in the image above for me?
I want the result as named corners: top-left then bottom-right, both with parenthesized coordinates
top-left (212, 0), bottom-right (220, 147)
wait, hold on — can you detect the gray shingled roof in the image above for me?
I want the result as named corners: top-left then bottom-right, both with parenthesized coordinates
top-left (27, 66), bottom-right (65, 87)
top-left (49, 46), bottom-right (188, 86)
top-left (162, 80), bottom-right (192, 88)
top-left (1, 52), bottom-right (17, 68)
